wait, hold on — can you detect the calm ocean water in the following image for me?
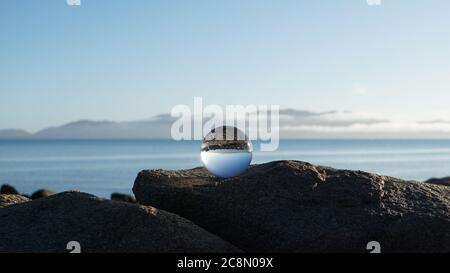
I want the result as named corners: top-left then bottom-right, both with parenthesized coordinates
top-left (1, 139), bottom-right (450, 198)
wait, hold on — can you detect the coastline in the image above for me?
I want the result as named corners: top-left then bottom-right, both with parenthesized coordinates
top-left (1, 160), bottom-right (449, 253)
top-left (3, 139), bottom-right (450, 197)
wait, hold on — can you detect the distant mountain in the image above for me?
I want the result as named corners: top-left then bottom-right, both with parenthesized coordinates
top-left (2, 109), bottom-right (428, 140)
top-left (0, 129), bottom-right (32, 139)
top-left (33, 115), bottom-right (175, 139)
top-left (0, 114), bottom-right (176, 140)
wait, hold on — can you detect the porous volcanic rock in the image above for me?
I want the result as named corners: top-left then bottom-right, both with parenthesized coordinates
top-left (0, 191), bottom-right (240, 253)
top-left (133, 160), bottom-right (450, 253)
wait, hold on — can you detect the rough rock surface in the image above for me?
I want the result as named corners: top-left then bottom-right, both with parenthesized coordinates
top-left (0, 191), bottom-right (239, 253)
top-left (425, 177), bottom-right (450, 187)
top-left (111, 192), bottom-right (136, 203)
top-left (133, 160), bottom-right (450, 253)
top-left (30, 189), bottom-right (54, 199)
top-left (0, 194), bottom-right (30, 208)
top-left (0, 184), bottom-right (19, 195)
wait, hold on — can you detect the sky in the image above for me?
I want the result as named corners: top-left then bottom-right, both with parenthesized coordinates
top-left (1, 0), bottom-right (450, 133)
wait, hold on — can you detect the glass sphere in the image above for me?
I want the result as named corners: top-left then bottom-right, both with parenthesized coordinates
top-left (200, 126), bottom-right (252, 178)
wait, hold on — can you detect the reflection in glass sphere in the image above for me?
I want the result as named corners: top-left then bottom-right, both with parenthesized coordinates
top-left (201, 126), bottom-right (252, 178)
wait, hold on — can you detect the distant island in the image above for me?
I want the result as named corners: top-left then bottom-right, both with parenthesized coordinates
top-left (1, 108), bottom-right (450, 139)
top-left (0, 115), bottom-right (175, 139)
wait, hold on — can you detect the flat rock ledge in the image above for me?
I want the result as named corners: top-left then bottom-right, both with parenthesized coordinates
top-left (0, 194), bottom-right (30, 208)
top-left (133, 160), bottom-right (450, 253)
top-left (0, 191), bottom-right (239, 253)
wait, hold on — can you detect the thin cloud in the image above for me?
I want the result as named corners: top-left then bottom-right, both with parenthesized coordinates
top-left (352, 83), bottom-right (368, 95)
top-left (417, 119), bottom-right (450, 125)
top-left (279, 109), bottom-right (389, 127)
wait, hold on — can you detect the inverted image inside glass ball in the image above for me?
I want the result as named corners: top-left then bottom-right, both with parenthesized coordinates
top-left (201, 126), bottom-right (253, 178)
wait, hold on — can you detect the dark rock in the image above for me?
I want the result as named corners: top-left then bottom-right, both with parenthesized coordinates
top-left (133, 160), bottom-right (450, 253)
top-left (425, 177), bottom-right (450, 186)
top-left (0, 191), bottom-right (239, 253)
top-left (30, 189), bottom-right (54, 199)
top-left (0, 184), bottom-right (19, 195)
top-left (0, 195), bottom-right (30, 208)
top-left (111, 192), bottom-right (136, 203)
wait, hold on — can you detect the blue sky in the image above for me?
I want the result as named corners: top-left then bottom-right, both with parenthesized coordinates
top-left (1, 0), bottom-right (450, 132)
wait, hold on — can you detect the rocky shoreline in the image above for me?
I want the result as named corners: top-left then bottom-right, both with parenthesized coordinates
top-left (0, 184), bottom-right (137, 203)
top-left (1, 160), bottom-right (450, 253)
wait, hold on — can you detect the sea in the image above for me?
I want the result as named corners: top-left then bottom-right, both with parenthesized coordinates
top-left (1, 139), bottom-right (450, 198)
